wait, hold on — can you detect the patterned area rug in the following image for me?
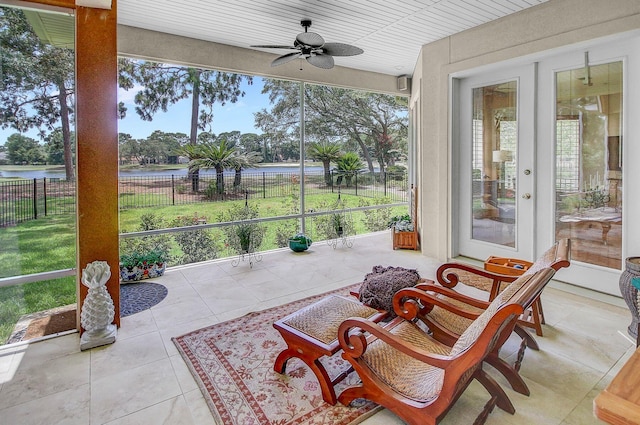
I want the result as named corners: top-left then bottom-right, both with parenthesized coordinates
top-left (173, 284), bottom-right (380, 425)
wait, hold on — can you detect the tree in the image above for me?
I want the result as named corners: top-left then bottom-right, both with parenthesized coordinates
top-left (254, 79), bottom-right (300, 163)
top-left (257, 79), bottom-right (408, 176)
top-left (335, 152), bottom-right (364, 187)
top-left (307, 141), bottom-right (341, 186)
top-left (0, 8), bottom-right (75, 179)
top-left (4, 133), bottom-right (43, 164)
top-left (119, 59), bottom-right (253, 189)
top-left (44, 128), bottom-right (75, 165)
top-left (197, 139), bottom-right (237, 195)
top-left (231, 150), bottom-right (262, 187)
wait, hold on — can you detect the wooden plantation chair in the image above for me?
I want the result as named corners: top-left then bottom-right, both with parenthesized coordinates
top-left (421, 239), bottom-right (570, 395)
top-left (337, 267), bottom-right (556, 425)
top-left (435, 238), bottom-right (571, 344)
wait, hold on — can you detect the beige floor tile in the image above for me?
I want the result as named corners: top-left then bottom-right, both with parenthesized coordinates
top-left (561, 388), bottom-right (604, 425)
top-left (539, 324), bottom-right (632, 374)
top-left (159, 315), bottom-right (219, 357)
top-left (0, 350), bottom-right (90, 410)
top-left (117, 309), bottom-right (159, 341)
top-left (103, 395), bottom-right (195, 425)
top-left (183, 388), bottom-right (219, 425)
top-left (0, 383), bottom-right (90, 425)
top-left (514, 348), bottom-right (603, 405)
top-left (177, 262), bottom-right (230, 285)
top-left (169, 354), bottom-right (199, 393)
top-left (151, 297), bottom-right (214, 329)
top-left (91, 357), bottom-right (182, 424)
top-left (90, 331), bottom-right (168, 380)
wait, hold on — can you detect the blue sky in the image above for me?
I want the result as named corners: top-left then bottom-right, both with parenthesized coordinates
top-left (117, 76), bottom-right (268, 139)
top-left (0, 76), bottom-right (269, 145)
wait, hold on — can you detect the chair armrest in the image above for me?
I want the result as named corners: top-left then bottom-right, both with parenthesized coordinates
top-left (413, 283), bottom-right (491, 310)
top-left (436, 262), bottom-right (518, 299)
top-left (393, 287), bottom-right (484, 321)
top-left (338, 317), bottom-right (451, 369)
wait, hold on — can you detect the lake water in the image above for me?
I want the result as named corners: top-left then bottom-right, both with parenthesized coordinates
top-left (0, 165), bottom-right (327, 179)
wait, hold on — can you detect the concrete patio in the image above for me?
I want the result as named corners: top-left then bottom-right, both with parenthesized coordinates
top-left (0, 231), bottom-right (632, 424)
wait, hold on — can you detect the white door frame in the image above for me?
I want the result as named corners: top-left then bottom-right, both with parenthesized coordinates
top-left (454, 64), bottom-right (536, 262)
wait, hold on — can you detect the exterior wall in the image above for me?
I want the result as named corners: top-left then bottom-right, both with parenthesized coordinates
top-left (416, 0), bottom-right (640, 260)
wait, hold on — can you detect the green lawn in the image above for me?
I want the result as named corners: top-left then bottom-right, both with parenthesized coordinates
top-left (0, 194), bottom-right (406, 344)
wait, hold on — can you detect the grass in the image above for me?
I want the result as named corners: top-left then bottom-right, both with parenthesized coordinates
top-left (0, 192), bottom-right (406, 344)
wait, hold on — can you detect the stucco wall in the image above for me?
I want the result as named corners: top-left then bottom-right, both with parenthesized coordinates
top-left (416, 0), bottom-right (640, 260)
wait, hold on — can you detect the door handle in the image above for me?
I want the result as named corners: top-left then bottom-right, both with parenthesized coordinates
top-left (522, 193), bottom-right (531, 199)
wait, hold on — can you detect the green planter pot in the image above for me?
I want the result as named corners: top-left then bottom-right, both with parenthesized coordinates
top-left (289, 234), bottom-right (312, 252)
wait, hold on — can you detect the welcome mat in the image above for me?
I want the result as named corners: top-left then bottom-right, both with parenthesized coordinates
top-left (172, 284), bottom-right (381, 425)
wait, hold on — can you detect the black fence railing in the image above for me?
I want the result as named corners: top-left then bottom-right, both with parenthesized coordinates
top-left (0, 170), bottom-right (408, 226)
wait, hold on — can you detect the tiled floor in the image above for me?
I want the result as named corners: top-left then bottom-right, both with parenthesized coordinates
top-left (0, 231), bottom-right (633, 424)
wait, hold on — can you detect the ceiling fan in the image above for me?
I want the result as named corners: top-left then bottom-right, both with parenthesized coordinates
top-left (251, 20), bottom-right (363, 69)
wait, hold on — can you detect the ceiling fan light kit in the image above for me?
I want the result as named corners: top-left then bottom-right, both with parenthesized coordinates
top-left (251, 20), bottom-right (363, 69)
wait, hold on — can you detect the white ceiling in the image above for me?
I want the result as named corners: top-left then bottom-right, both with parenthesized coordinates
top-left (116, 0), bottom-right (550, 76)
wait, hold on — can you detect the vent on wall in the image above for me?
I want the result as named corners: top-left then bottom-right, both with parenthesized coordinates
top-left (397, 75), bottom-right (411, 92)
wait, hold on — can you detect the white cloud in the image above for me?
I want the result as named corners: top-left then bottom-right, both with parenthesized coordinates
top-left (118, 84), bottom-right (144, 104)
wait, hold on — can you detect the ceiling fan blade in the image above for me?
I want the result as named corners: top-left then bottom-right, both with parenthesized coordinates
top-left (306, 53), bottom-right (334, 69)
top-left (271, 52), bottom-right (301, 67)
top-left (250, 45), bottom-right (296, 49)
top-left (321, 43), bottom-right (364, 56)
top-left (296, 31), bottom-right (324, 48)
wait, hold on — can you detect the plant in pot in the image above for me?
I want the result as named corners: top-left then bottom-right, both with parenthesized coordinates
top-left (219, 201), bottom-right (265, 257)
top-left (388, 214), bottom-right (413, 232)
top-left (332, 213), bottom-right (344, 237)
top-left (119, 249), bottom-right (167, 282)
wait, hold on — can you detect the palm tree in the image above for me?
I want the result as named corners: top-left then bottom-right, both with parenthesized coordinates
top-left (336, 152), bottom-right (364, 187)
top-left (307, 141), bottom-right (341, 186)
top-left (232, 151), bottom-right (262, 187)
top-left (175, 144), bottom-right (204, 192)
top-left (192, 139), bottom-right (237, 195)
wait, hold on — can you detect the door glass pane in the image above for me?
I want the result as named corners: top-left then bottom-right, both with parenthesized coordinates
top-left (555, 62), bottom-right (622, 269)
top-left (471, 81), bottom-right (517, 247)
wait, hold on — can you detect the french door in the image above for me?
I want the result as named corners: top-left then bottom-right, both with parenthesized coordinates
top-left (455, 34), bottom-right (640, 295)
top-left (537, 37), bottom-right (639, 294)
top-left (456, 65), bottom-right (536, 261)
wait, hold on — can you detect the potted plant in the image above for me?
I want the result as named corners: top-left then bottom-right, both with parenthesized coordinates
top-left (332, 213), bottom-right (344, 237)
top-left (388, 214), bottom-right (413, 232)
top-left (119, 249), bottom-right (167, 282)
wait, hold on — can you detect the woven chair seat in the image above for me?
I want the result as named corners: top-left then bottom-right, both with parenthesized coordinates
top-left (362, 320), bottom-right (450, 402)
top-left (282, 295), bottom-right (380, 345)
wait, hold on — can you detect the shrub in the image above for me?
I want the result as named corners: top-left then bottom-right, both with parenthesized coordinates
top-left (359, 197), bottom-right (393, 232)
top-left (119, 213), bottom-right (172, 263)
top-left (170, 213), bottom-right (219, 264)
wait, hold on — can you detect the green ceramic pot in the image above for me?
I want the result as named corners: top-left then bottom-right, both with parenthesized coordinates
top-left (289, 234), bottom-right (312, 252)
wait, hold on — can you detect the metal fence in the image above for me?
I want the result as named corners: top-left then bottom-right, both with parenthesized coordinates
top-left (0, 170), bottom-right (408, 226)
top-left (0, 178), bottom-right (75, 227)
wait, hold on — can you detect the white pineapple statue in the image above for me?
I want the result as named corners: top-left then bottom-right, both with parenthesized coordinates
top-left (80, 261), bottom-right (117, 350)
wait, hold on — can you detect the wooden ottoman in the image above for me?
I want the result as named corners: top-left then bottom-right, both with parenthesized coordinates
top-left (273, 294), bottom-right (387, 405)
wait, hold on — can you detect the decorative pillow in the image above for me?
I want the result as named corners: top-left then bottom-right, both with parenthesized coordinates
top-left (358, 265), bottom-right (421, 316)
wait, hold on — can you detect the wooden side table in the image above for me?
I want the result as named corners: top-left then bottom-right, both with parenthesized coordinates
top-left (594, 346), bottom-right (640, 424)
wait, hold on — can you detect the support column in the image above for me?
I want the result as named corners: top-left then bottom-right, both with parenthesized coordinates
top-left (75, 2), bottom-right (120, 330)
